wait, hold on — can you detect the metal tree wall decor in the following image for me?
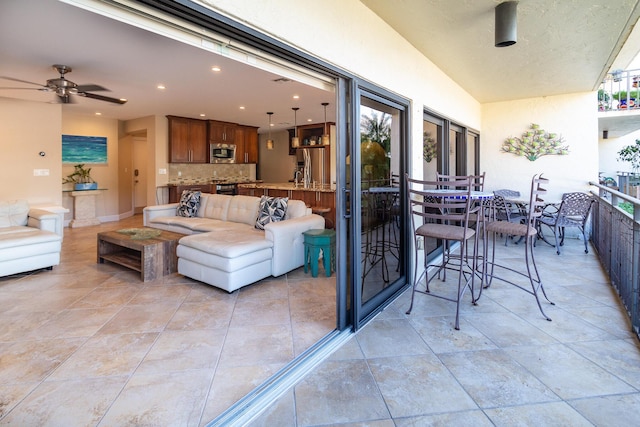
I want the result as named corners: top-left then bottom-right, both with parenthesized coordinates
top-left (423, 131), bottom-right (436, 162)
top-left (502, 123), bottom-right (569, 161)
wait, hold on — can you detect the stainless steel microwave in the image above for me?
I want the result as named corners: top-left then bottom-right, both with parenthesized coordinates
top-left (210, 143), bottom-right (236, 163)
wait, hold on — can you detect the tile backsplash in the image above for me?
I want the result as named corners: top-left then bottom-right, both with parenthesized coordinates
top-left (168, 164), bottom-right (256, 184)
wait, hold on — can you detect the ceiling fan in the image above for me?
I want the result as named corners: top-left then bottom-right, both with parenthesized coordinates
top-left (0, 64), bottom-right (127, 104)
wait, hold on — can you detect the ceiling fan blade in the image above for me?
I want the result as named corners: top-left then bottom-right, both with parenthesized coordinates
top-left (0, 76), bottom-right (46, 87)
top-left (0, 86), bottom-right (43, 90)
top-left (76, 84), bottom-right (108, 92)
top-left (79, 91), bottom-right (127, 104)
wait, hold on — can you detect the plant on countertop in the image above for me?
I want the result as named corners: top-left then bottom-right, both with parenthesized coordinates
top-left (63, 164), bottom-right (97, 189)
top-left (501, 123), bottom-right (569, 161)
top-left (423, 131), bottom-right (436, 163)
top-left (617, 139), bottom-right (640, 172)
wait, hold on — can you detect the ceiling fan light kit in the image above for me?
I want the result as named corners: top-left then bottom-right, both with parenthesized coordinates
top-left (0, 64), bottom-right (127, 104)
top-left (495, 1), bottom-right (517, 47)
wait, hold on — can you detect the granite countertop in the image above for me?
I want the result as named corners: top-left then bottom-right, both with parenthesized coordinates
top-left (167, 179), bottom-right (262, 186)
top-left (237, 182), bottom-right (336, 192)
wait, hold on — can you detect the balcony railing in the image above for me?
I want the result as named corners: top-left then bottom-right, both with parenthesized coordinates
top-left (589, 181), bottom-right (640, 339)
top-left (598, 68), bottom-right (640, 111)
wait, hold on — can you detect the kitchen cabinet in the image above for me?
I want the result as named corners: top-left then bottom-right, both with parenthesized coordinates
top-left (168, 184), bottom-right (214, 203)
top-left (167, 116), bottom-right (208, 163)
top-left (235, 125), bottom-right (259, 164)
top-left (208, 120), bottom-right (237, 145)
top-left (289, 122), bottom-right (333, 155)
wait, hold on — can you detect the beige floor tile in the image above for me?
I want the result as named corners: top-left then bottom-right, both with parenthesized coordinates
top-left (246, 390), bottom-right (296, 427)
top-left (0, 338), bottom-right (85, 384)
top-left (68, 284), bottom-right (141, 308)
top-left (568, 338), bottom-right (640, 389)
top-left (468, 312), bottom-right (559, 347)
top-left (202, 363), bottom-right (282, 423)
top-left (229, 297), bottom-right (291, 328)
top-left (126, 283), bottom-right (192, 306)
top-left (295, 359), bottom-right (390, 425)
top-left (484, 401), bottom-right (592, 426)
top-left (569, 393), bottom-right (640, 426)
top-left (98, 370), bottom-right (213, 427)
top-left (356, 318), bottom-right (431, 358)
top-left (409, 316), bottom-right (497, 354)
top-left (394, 410), bottom-right (493, 427)
top-left (505, 344), bottom-right (637, 399)
top-left (0, 382), bottom-right (38, 419)
top-left (137, 329), bottom-right (226, 374)
top-left (0, 376), bottom-right (128, 427)
top-left (439, 349), bottom-right (559, 408)
top-left (47, 332), bottom-right (158, 380)
top-left (218, 324), bottom-right (294, 368)
top-left (26, 307), bottom-right (121, 339)
top-left (97, 302), bottom-right (178, 334)
top-left (166, 300), bottom-right (235, 331)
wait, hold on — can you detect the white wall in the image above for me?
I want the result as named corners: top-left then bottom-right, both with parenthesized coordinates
top-left (482, 92), bottom-right (599, 201)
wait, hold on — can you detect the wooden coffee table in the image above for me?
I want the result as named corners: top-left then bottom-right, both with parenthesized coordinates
top-left (97, 228), bottom-right (184, 281)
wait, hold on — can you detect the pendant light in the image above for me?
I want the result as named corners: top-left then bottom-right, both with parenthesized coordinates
top-left (321, 102), bottom-right (330, 145)
top-left (266, 112), bottom-right (274, 150)
top-left (291, 107), bottom-right (300, 148)
top-left (495, 1), bottom-right (517, 47)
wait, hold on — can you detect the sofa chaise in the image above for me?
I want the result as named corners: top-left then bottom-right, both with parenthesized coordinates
top-left (0, 200), bottom-right (63, 277)
top-left (143, 193), bottom-right (325, 292)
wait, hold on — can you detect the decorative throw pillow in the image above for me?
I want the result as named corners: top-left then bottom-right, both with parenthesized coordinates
top-left (176, 190), bottom-right (201, 217)
top-left (255, 196), bottom-right (288, 230)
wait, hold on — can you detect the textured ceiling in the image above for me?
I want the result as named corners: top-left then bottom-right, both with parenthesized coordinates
top-left (1, 0), bottom-right (640, 134)
top-left (361, 0), bottom-right (640, 103)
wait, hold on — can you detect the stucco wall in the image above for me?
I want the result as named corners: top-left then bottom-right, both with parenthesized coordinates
top-left (0, 97), bottom-right (62, 205)
top-left (481, 92), bottom-right (599, 201)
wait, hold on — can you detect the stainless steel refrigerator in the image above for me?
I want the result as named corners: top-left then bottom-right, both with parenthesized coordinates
top-left (296, 147), bottom-right (327, 185)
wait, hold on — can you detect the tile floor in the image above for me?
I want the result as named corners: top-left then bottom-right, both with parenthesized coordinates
top-left (0, 215), bottom-right (336, 426)
top-left (250, 237), bottom-right (640, 426)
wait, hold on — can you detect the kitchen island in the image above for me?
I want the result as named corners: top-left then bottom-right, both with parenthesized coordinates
top-left (237, 182), bottom-right (336, 228)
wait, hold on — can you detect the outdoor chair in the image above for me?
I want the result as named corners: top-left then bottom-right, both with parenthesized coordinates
top-left (485, 173), bottom-right (554, 322)
top-left (405, 173), bottom-right (481, 330)
top-left (491, 193), bottom-right (527, 245)
top-left (537, 192), bottom-right (595, 255)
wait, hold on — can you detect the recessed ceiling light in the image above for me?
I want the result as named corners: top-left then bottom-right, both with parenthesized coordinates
top-left (157, 84), bottom-right (165, 90)
top-left (95, 112), bottom-right (102, 116)
top-left (211, 66), bottom-right (221, 72)
top-left (239, 106), bottom-right (245, 110)
top-left (293, 95), bottom-right (300, 99)
top-left (199, 113), bottom-right (206, 117)
top-left (307, 118), bottom-right (312, 122)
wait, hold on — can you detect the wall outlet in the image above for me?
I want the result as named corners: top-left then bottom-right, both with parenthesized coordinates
top-left (33, 169), bottom-right (50, 176)
top-left (178, 171), bottom-right (182, 177)
top-left (159, 168), bottom-right (167, 175)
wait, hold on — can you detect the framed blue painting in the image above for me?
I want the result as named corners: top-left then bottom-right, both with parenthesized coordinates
top-left (62, 134), bottom-right (108, 164)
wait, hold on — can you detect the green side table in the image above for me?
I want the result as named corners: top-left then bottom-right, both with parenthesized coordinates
top-left (303, 229), bottom-right (336, 277)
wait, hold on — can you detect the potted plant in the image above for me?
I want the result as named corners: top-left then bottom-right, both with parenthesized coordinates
top-left (63, 164), bottom-right (98, 190)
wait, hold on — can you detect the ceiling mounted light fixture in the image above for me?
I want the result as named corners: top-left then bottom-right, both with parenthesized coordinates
top-left (291, 107), bottom-right (300, 148)
top-left (321, 102), bottom-right (330, 145)
top-left (495, 1), bottom-right (517, 47)
top-left (266, 112), bottom-right (274, 150)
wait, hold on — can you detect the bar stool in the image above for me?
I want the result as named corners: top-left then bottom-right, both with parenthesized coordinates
top-left (303, 229), bottom-right (336, 277)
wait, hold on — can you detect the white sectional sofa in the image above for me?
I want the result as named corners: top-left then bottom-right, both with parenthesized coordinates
top-left (0, 200), bottom-right (63, 277)
top-left (143, 193), bottom-right (325, 292)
